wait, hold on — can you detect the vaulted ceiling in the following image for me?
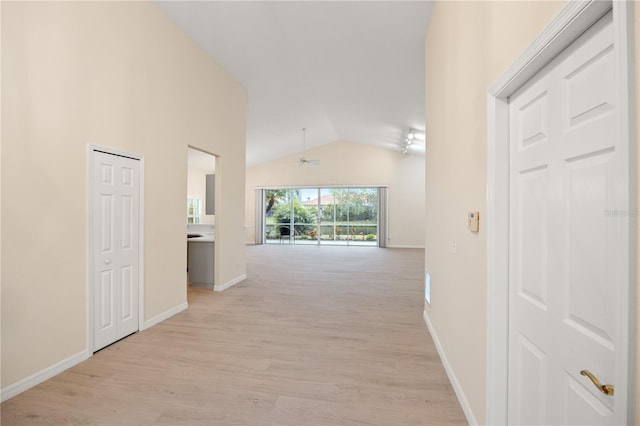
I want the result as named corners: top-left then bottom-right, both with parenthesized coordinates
top-left (155, 1), bottom-right (432, 166)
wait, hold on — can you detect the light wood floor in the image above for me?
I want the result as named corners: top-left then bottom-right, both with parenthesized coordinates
top-left (1, 245), bottom-right (466, 425)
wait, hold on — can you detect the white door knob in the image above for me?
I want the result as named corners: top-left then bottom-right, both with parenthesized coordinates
top-left (104, 260), bottom-right (110, 264)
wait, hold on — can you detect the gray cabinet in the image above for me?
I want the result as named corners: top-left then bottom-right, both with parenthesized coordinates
top-left (188, 241), bottom-right (214, 288)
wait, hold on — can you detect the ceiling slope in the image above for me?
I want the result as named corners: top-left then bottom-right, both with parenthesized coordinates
top-left (155, 1), bottom-right (432, 166)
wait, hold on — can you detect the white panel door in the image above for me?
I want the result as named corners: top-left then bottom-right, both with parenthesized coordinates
top-left (508, 11), bottom-right (628, 425)
top-left (92, 150), bottom-right (140, 351)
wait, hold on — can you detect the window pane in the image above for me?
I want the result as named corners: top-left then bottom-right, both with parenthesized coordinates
top-left (264, 187), bottom-right (378, 246)
top-left (347, 188), bottom-right (377, 245)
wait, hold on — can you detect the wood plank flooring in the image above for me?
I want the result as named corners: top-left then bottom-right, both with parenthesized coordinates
top-left (1, 245), bottom-right (466, 425)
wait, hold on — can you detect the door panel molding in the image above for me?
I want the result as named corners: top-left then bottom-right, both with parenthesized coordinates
top-left (485, 1), bottom-right (635, 424)
top-left (87, 145), bottom-right (145, 353)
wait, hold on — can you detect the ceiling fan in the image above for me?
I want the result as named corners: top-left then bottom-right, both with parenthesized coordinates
top-left (298, 127), bottom-right (320, 166)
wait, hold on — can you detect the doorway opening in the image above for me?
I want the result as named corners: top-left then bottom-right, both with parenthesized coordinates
top-left (187, 147), bottom-right (216, 289)
top-left (187, 148), bottom-right (216, 225)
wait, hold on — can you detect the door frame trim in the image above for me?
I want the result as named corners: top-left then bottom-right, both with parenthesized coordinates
top-left (485, 1), bottom-right (636, 424)
top-left (87, 145), bottom-right (146, 353)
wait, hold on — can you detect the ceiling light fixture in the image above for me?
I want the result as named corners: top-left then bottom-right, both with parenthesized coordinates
top-left (400, 128), bottom-right (415, 154)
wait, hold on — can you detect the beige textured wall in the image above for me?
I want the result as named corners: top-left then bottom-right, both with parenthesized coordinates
top-left (0, 1), bottom-right (4, 387)
top-left (1, 1), bottom-right (246, 389)
top-left (424, 1), bottom-right (568, 422)
top-left (634, 3), bottom-right (639, 423)
top-left (245, 140), bottom-right (425, 248)
top-left (426, 1), bottom-right (640, 422)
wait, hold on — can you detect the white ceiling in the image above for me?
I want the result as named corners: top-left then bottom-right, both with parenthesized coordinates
top-left (155, 1), bottom-right (432, 166)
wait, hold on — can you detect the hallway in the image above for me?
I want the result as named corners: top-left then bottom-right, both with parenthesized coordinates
top-left (1, 246), bottom-right (465, 425)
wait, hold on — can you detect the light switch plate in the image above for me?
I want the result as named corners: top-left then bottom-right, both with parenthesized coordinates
top-left (468, 211), bottom-right (479, 232)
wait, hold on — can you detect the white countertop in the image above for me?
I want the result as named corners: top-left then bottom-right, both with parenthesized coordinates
top-left (187, 224), bottom-right (214, 243)
top-left (187, 233), bottom-right (214, 243)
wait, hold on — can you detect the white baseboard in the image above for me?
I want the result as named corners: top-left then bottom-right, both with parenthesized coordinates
top-left (388, 244), bottom-right (425, 249)
top-left (423, 310), bottom-right (478, 426)
top-left (142, 302), bottom-right (188, 330)
top-left (0, 350), bottom-right (91, 402)
top-left (1, 301), bottom-right (191, 403)
top-left (214, 274), bottom-right (247, 292)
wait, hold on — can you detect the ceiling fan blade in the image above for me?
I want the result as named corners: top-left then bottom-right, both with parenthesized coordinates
top-left (297, 158), bottom-right (320, 166)
top-left (297, 129), bottom-right (320, 166)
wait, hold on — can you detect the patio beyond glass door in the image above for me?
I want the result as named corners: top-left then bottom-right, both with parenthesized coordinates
top-left (264, 188), bottom-right (318, 244)
top-left (263, 187), bottom-right (378, 246)
top-left (318, 188), bottom-right (377, 246)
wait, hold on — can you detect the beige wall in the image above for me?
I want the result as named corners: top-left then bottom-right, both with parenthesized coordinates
top-left (422, 0), bottom-right (635, 422)
top-left (426, 1), bottom-right (640, 422)
top-left (634, 2), bottom-right (640, 422)
top-left (1, 1), bottom-right (246, 390)
top-left (245, 140), bottom-right (425, 248)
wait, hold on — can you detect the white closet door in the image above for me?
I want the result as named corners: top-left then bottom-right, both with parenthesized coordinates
top-left (92, 150), bottom-right (140, 351)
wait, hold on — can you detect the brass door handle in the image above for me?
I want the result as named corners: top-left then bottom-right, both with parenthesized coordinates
top-left (580, 370), bottom-right (614, 396)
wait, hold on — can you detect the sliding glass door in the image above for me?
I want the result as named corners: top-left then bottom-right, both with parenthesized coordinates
top-left (318, 188), bottom-right (378, 246)
top-left (264, 188), bottom-right (318, 245)
top-left (262, 187), bottom-right (380, 247)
